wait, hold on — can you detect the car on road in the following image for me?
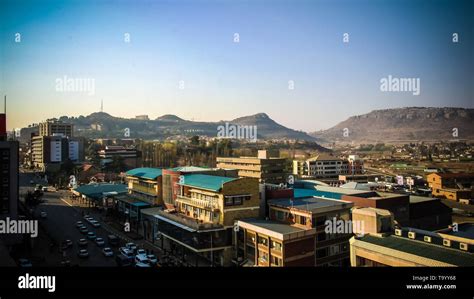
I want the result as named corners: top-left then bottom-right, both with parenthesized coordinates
top-left (76, 221), bottom-right (84, 227)
top-left (90, 220), bottom-right (101, 228)
top-left (95, 237), bottom-right (105, 246)
top-left (40, 211), bottom-right (47, 218)
top-left (147, 254), bottom-right (158, 264)
top-left (84, 216), bottom-right (94, 223)
top-left (119, 247), bottom-right (134, 259)
top-left (18, 258), bottom-right (33, 267)
top-left (77, 238), bottom-right (88, 247)
top-left (135, 259), bottom-right (152, 267)
top-left (79, 227), bottom-right (89, 234)
top-left (125, 242), bottom-right (137, 253)
top-left (135, 254), bottom-right (149, 265)
top-left (77, 249), bottom-right (89, 258)
top-left (87, 232), bottom-right (97, 240)
top-left (107, 235), bottom-right (119, 246)
top-left (102, 247), bottom-right (114, 257)
top-left (136, 249), bottom-right (147, 258)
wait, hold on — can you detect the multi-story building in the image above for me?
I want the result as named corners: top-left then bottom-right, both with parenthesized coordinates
top-left (236, 196), bottom-right (354, 267)
top-left (0, 140), bottom-right (19, 218)
top-left (427, 172), bottom-right (473, 201)
top-left (161, 166), bottom-right (238, 209)
top-left (31, 135), bottom-right (84, 171)
top-left (347, 155), bottom-right (364, 175)
top-left (350, 213), bottom-right (474, 267)
top-left (293, 154), bottom-right (356, 179)
top-left (39, 120), bottom-right (73, 137)
top-left (125, 167), bottom-right (163, 206)
top-left (216, 150), bottom-right (287, 184)
top-left (141, 174), bottom-right (260, 266)
top-left (98, 145), bottom-right (140, 169)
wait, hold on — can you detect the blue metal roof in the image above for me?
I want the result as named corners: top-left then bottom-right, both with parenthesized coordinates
top-left (293, 188), bottom-right (343, 200)
top-left (125, 168), bottom-right (162, 180)
top-left (74, 183), bottom-right (128, 200)
top-left (180, 174), bottom-right (237, 192)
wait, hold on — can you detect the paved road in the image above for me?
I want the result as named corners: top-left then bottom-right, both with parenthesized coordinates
top-left (19, 170), bottom-right (118, 266)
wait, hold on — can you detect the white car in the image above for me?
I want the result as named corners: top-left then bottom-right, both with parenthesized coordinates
top-left (136, 249), bottom-right (147, 258)
top-left (90, 220), bottom-right (101, 228)
top-left (119, 247), bottom-right (133, 258)
top-left (95, 237), bottom-right (105, 246)
top-left (102, 247), bottom-right (114, 257)
top-left (125, 242), bottom-right (137, 252)
top-left (135, 261), bottom-right (151, 267)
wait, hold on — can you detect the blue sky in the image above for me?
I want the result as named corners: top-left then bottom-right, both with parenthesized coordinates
top-left (1, 0), bottom-right (472, 132)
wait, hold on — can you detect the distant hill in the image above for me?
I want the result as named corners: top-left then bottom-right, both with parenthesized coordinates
top-left (19, 112), bottom-right (316, 142)
top-left (310, 107), bottom-right (474, 144)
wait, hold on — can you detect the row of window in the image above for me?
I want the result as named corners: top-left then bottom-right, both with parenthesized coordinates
top-left (224, 195), bottom-right (251, 206)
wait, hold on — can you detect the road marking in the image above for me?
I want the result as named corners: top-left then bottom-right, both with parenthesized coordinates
top-left (60, 198), bottom-right (73, 207)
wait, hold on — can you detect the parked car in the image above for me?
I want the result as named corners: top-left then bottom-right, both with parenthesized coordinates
top-left (76, 221), bottom-right (84, 228)
top-left (40, 211), bottom-right (47, 218)
top-left (90, 220), bottom-right (101, 228)
top-left (84, 216), bottom-right (94, 223)
top-left (95, 237), bottom-right (105, 246)
top-left (125, 242), bottom-right (137, 253)
top-left (136, 249), bottom-right (147, 258)
top-left (102, 247), bottom-right (114, 257)
top-left (87, 232), bottom-right (96, 240)
top-left (119, 247), bottom-right (134, 259)
top-left (77, 249), bottom-right (89, 258)
top-left (77, 239), bottom-right (88, 247)
top-left (79, 227), bottom-right (89, 234)
top-left (135, 254), bottom-right (149, 265)
top-left (61, 239), bottom-right (73, 250)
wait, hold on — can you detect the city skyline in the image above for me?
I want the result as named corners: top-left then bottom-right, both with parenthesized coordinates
top-left (1, 0), bottom-right (473, 132)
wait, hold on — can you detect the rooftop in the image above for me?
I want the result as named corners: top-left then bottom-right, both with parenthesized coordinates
top-left (125, 168), bottom-right (162, 180)
top-left (180, 174), bottom-right (238, 192)
top-left (358, 234), bottom-right (474, 266)
top-left (430, 172), bottom-right (474, 179)
top-left (237, 218), bottom-right (315, 240)
top-left (168, 166), bottom-right (210, 172)
top-left (269, 196), bottom-right (353, 213)
top-left (73, 183), bottom-right (128, 200)
top-left (439, 223), bottom-right (474, 240)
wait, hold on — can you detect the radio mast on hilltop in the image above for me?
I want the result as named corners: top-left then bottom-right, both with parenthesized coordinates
top-left (100, 99), bottom-right (103, 112)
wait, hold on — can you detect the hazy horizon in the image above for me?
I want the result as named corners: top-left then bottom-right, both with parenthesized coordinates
top-left (1, 0), bottom-right (473, 132)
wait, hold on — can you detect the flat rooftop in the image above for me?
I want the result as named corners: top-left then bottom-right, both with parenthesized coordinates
top-left (359, 235), bottom-right (474, 266)
top-left (439, 223), bottom-right (474, 240)
top-left (237, 218), bottom-right (315, 241)
top-left (269, 196), bottom-right (352, 213)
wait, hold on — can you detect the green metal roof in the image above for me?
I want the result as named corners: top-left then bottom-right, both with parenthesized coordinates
top-left (359, 235), bottom-right (474, 266)
top-left (73, 183), bottom-right (128, 200)
top-left (125, 168), bottom-right (162, 180)
top-left (180, 174), bottom-right (237, 192)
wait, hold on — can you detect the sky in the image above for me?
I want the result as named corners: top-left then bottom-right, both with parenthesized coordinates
top-left (1, 0), bottom-right (473, 132)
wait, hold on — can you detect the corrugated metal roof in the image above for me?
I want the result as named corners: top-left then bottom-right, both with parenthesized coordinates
top-left (181, 174), bottom-right (237, 192)
top-left (73, 183), bottom-right (128, 200)
top-left (125, 168), bottom-right (162, 180)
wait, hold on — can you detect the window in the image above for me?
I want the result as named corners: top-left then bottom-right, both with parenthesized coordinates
top-left (275, 210), bottom-right (285, 221)
top-left (316, 248), bottom-right (328, 258)
top-left (233, 197), bottom-right (243, 205)
top-left (297, 215), bottom-right (307, 225)
top-left (271, 241), bottom-right (282, 252)
top-left (258, 236), bottom-right (268, 246)
top-left (271, 256), bottom-right (281, 266)
top-left (224, 197), bottom-right (233, 206)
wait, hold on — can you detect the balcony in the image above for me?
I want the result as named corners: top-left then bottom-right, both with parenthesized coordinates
top-left (130, 183), bottom-right (157, 195)
top-left (176, 195), bottom-right (220, 212)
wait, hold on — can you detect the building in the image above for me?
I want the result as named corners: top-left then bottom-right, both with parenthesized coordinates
top-left (236, 196), bottom-right (354, 267)
top-left (31, 135), bottom-right (84, 171)
top-left (125, 168), bottom-right (163, 206)
top-left (408, 196), bottom-right (452, 231)
top-left (349, 213), bottom-right (474, 267)
top-left (0, 141), bottom-right (19, 219)
top-left (135, 115), bottom-right (149, 120)
top-left (161, 166), bottom-right (238, 209)
top-left (347, 155), bottom-right (364, 175)
top-left (141, 174), bottom-right (260, 266)
top-left (293, 154), bottom-right (354, 179)
top-left (39, 120), bottom-right (73, 137)
top-left (216, 150), bottom-right (287, 184)
top-left (427, 172), bottom-right (474, 201)
top-left (98, 145), bottom-right (140, 169)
